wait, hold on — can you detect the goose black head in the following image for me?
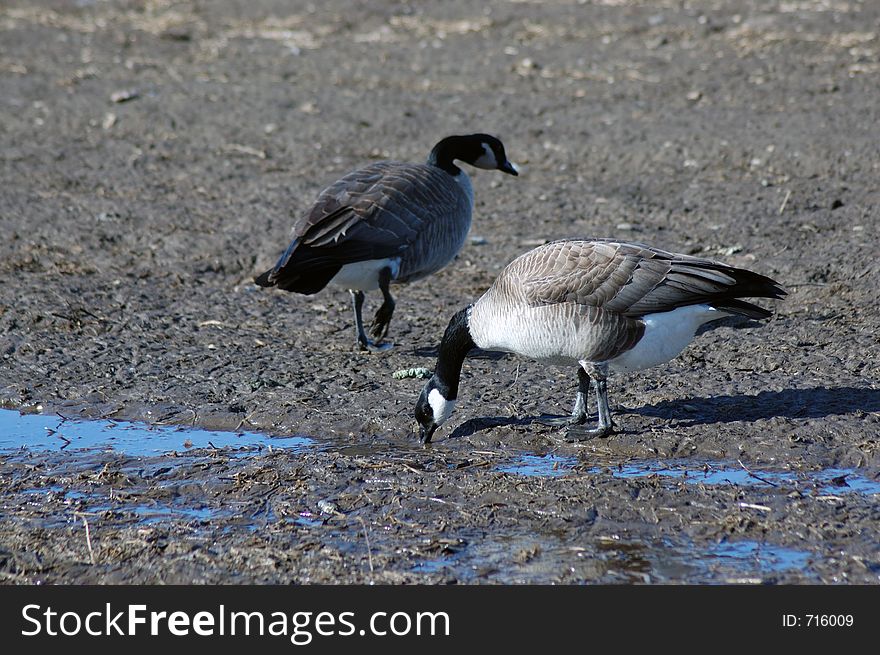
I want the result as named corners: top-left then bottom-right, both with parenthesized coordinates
top-left (429, 134), bottom-right (519, 176)
top-left (414, 378), bottom-right (456, 444)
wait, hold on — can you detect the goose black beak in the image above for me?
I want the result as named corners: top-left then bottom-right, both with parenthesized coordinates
top-left (500, 160), bottom-right (519, 176)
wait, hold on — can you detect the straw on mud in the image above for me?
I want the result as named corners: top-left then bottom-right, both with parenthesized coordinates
top-left (235, 411), bottom-right (256, 432)
top-left (356, 517), bottom-right (374, 575)
top-left (737, 459), bottom-right (779, 487)
top-left (73, 512), bottom-right (95, 565)
top-left (778, 189), bottom-right (791, 214)
top-left (738, 502), bottom-right (771, 512)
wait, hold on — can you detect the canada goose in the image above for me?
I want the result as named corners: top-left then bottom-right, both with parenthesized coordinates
top-left (254, 134), bottom-right (518, 350)
top-left (415, 238), bottom-right (786, 443)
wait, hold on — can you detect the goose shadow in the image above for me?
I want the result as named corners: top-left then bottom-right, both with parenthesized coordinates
top-left (448, 415), bottom-right (542, 440)
top-left (444, 386), bottom-right (879, 439)
top-left (632, 386), bottom-right (880, 427)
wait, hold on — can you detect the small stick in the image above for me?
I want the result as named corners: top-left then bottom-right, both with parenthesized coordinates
top-left (356, 517), bottom-right (374, 574)
top-left (510, 362), bottom-right (521, 389)
top-left (73, 512), bottom-right (95, 565)
top-left (235, 411), bottom-right (256, 432)
top-left (738, 502), bottom-right (771, 512)
top-left (400, 463), bottom-right (425, 475)
top-left (778, 189), bottom-right (792, 215)
top-left (737, 459), bottom-right (779, 487)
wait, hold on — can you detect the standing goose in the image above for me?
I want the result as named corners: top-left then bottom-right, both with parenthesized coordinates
top-left (255, 134), bottom-right (518, 350)
top-left (415, 238), bottom-right (786, 443)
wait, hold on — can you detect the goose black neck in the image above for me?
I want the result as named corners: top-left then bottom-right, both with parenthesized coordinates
top-left (427, 136), bottom-right (466, 176)
top-left (433, 306), bottom-right (476, 400)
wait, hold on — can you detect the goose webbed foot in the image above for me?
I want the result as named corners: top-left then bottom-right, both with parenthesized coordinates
top-left (358, 338), bottom-right (393, 353)
top-left (368, 266), bottom-right (396, 343)
top-left (351, 289), bottom-right (393, 352)
top-left (564, 421), bottom-right (614, 441)
top-left (538, 366), bottom-right (590, 427)
top-left (536, 411), bottom-right (587, 427)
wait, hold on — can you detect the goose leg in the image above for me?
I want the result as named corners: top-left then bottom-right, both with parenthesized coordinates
top-left (351, 288), bottom-right (393, 353)
top-left (570, 366), bottom-right (590, 424)
top-left (351, 290), bottom-right (370, 350)
top-left (566, 364), bottom-right (614, 440)
top-left (368, 266), bottom-right (395, 343)
top-left (591, 375), bottom-right (614, 437)
top-left (538, 366), bottom-right (591, 426)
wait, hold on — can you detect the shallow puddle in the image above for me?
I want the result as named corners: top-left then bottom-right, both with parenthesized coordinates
top-left (703, 540), bottom-right (811, 573)
top-left (0, 408), bottom-right (314, 456)
top-left (598, 537), bottom-right (813, 583)
top-left (496, 453), bottom-right (577, 478)
top-left (495, 451), bottom-right (879, 496)
top-left (88, 503), bottom-right (228, 525)
top-left (590, 461), bottom-right (880, 495)
top-left (411, 532), bottom-right (814, 584)
top-left (0, 409), bottom-right (318, 529)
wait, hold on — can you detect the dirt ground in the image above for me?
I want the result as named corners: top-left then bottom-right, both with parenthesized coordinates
top-left (1, 0), bottom-right (878, 584)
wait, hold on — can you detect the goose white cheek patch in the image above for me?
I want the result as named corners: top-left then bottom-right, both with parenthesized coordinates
top-left (472, 143), bottom-right (498, 169)
top-left (428, 388), bottom-right (456, 425)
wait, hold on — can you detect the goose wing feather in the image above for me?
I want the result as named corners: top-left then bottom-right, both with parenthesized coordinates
top-left (268, 161), bottom-right (459, 276)
top-left (514, 239), bottom-right (784, 317)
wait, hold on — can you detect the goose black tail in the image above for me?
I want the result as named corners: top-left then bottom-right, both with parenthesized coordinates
top-left (715, 267), bottom-right (787, 319)
top-left (253, 263), bottom-right (341, 295)
top-left (254, 269), bottom-right (275, 287)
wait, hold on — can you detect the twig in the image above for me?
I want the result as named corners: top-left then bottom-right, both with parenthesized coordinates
top-left (509, 362), bottom-right (521, 390)
top-left (235, 411), bottom-right (256, 432)
top-left (738, 502), bottom-right (771, 512)
top-left (223, 143), bottom-right (267, 159)
top-left (737, 459), bottom-right (779, 487)
top-left (778, 189), bottom-right (792, 215)
top-left (45, 427), bottom-right (71, 448)
top-left (73, 512), bottom-right (96, 565)
top-left (356, 517), bottom-right (374, 574)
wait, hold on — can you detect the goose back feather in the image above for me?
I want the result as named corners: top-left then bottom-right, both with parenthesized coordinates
top-left (257, 161), bottom-right (473, 293)
top-left (469, 238), bottom-right (785, 365)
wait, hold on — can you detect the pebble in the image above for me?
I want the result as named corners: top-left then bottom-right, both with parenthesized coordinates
top-left (110, 89), bottom-right (139, 103)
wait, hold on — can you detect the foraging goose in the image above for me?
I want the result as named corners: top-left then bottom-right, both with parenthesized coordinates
top-left (415, 238), bottom-right (786, 443)
top-left (254, 134), bottom-right (518, 350)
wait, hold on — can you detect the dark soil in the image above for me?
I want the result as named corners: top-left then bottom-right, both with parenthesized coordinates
top-left (0, 0), bottom-right (878, 584)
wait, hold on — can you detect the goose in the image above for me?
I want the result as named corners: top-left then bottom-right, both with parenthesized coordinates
top-left (254, 134), bottom-right (518, 350)
top-left (414, 238), bottom-right (786, 443)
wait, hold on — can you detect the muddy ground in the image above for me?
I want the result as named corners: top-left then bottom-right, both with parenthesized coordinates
top-left (0, 0), bottom-right (878, 584)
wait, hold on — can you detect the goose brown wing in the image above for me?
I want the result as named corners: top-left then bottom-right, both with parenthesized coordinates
top-left (516, 239), bottom-right (784, 318)
top-left (269, 161), bottom-right (452, 274)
